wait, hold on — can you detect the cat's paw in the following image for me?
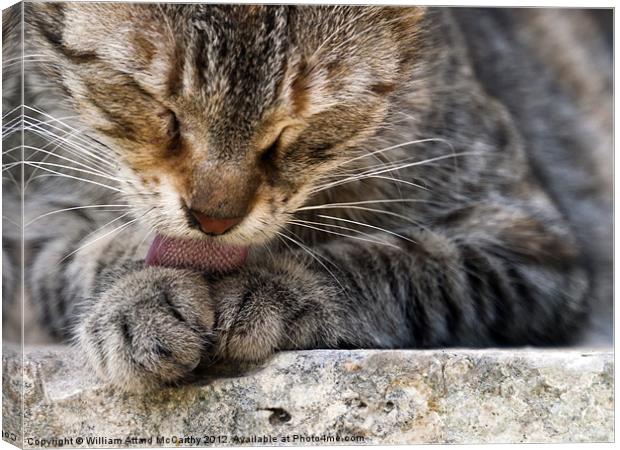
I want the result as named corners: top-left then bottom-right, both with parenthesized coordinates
top-left (75, 267), bottom-right (214, 392)
top-left (212, 273), bottom-right (297, 364)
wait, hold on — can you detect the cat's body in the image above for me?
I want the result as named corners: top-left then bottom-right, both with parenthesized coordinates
top-left (2, 4), bottom-right (612, 391)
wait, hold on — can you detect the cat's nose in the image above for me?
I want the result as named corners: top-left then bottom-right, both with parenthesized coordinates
top-left (189, 209), bottom-right (243, 235)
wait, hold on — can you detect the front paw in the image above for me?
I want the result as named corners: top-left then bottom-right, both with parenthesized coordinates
top-left (75, 268), bottom-right (214, 392)
top-left (213, 269), bottom-right (316, 364)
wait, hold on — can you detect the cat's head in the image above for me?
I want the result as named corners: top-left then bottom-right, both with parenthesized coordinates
top-left (27, 3), bottom-right (425, 244)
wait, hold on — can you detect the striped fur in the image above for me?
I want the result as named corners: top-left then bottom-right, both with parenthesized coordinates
top-left (2, 5), bottom-right (611, 391)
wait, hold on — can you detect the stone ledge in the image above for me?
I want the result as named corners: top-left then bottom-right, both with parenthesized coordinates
top-left (1, 345), bottom-right (614, 447)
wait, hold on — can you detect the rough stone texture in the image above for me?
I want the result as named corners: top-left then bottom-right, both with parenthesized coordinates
top-left (1, 344), bottom-right (614, 447)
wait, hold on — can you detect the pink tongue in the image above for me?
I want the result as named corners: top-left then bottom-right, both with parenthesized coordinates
top-left (145, 233), bottom-right (248, 273)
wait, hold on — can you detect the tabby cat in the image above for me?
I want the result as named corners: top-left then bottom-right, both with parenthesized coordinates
top-left (2, 3), bottom-right (612, 392)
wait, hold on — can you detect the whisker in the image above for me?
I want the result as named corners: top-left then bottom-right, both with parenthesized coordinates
top-left (21, 146), bottom-right (118, 178)
top-left (22, 117), bottom-right (117, 167)
top-left (340, 138), bottom-right (455, 168)
top-left (288, 219), bottom-right (399, 249)
top-left (137, 226), bottom-right (155, 249)
top-left (316, 214), bottom-right (417, 244)
top-left (25, 204), bottom-right (132, 227)
top-left (3, 54), bottom-right (50, 63)
top-left (22, 106), bottom-right (117, 155)
top-left (2, 169), bottom-right (21, 191)
top-left (60, 215), bottom-right (140, 263)
top-left (315, 174), bottom-right (428, 192)
top-left (2, 104), bottom-right (22, 119)
top-left (275, 229), bottom-right (346, 292)
top-left (306, 204), bottom-right (434, 233)
top-left (298, 198), bottom-right (436, 211)
top-left (20, 164), bottom-right (123, 192)
top-left (2, 57), bottom-right (56, 67)
top-left (22, 113), bottom-right (115, 157)
top-left (2, 161), bottom-right (22, 171)
top-left (2, 145), bottom-right (22, 155)
top-left (2, 215), bottom-right (20, 228)
top-left (312, 151), bottom-right (481, 193)
top-left (23, 161), bottom-right (127, 183)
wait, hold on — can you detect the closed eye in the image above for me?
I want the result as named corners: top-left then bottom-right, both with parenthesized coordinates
top-left (258, 120), bottom-right (305, 165)
top-left (166, 111), bottom-right (182, 153)
top-left (167, 111), bottom-right (180, 138)
top-left (259, 131), bottom-right (282, 165)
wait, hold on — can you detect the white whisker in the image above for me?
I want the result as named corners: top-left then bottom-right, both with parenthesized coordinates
top-left (342, 138), bottom-right (454, 167)
top-left (25, 204), bottom-right (131, 227)
top-left (298, 198), bottom-right (434, 211)
top-left (20, 164), bottom-right (123, 192)
top-left (289, 219), bottom-right (399, 249)
top-left (316, 214), bottom-right (416, 244)
top-left (312, 151), bottom-right (481, 193)
top-left (23, 161), bottom-right (127, 183)
top-left (60, 215), bottom-right (140, 263)
top-left (276, 229), bottom-right (346, 292)
top-left (21, 146), bottom-right (118, 178)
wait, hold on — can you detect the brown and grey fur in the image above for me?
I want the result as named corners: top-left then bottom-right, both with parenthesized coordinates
top-left (2, 3), bottom-right (612, 391)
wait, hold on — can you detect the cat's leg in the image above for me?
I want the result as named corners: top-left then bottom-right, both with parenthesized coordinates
top-left (209, 203), bottom-right (589, 361)
top-left (25, 201), bottom-right (221, 390)
top-left (27, 207), bottom-right (146, 339)
top-left (76, 195), bottom-right (589, 391)
top-left (75, 266), bottom-right (216, 392)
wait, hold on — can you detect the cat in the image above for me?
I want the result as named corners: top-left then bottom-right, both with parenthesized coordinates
top-left (2, 3), bottom-right (612, 392)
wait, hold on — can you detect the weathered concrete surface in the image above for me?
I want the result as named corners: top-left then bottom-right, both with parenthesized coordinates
top-left (2, 345), bottom-right (614, 447)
